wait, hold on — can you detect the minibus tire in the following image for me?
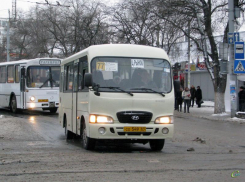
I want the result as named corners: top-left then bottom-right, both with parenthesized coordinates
top-left (10, 95), bottom-right (17, 113)
top-left (49, 108), bottom-right (58, 113)
top-left (149, 139), bottom-right (165, 151)
top-left (64, 117), bottom-right (73, 140)
top-left (81, 123), bottom-right (96, 150)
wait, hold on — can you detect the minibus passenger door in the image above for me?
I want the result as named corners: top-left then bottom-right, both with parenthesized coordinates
top-left (20, 67), bottom-right (26, 109)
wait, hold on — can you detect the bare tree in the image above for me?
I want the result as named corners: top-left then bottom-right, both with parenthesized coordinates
top-left (9, 0), bottom-right (112, 58)
top-left (154, 0), bottom-right (245, 114)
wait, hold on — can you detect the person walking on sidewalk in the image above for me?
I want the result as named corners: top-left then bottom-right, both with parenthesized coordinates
top-left (238, 86), bottom-right (245, 111)
top-left (196, 86), bottom-right (202, 108)
top-left (182, 87), bottom-right (191, 113)
top-left (176, 88), bottom-right (183, 112)
top-left (190, 85), bottom-right (196, 107)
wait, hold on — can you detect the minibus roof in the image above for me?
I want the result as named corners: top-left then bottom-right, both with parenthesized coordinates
top-left (0, 58), bottom-right (61, 66)
top-left (61, 44), bottom-right (169, 65)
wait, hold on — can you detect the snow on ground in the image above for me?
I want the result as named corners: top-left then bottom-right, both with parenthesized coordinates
top-left (186, 100), bottom-right (245, 123)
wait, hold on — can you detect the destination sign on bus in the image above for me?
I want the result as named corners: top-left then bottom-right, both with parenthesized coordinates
top-left (39, 59), bottom-right (61, 65)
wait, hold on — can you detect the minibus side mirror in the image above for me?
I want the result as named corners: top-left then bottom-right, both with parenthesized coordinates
top-left (84, 73), bottom-right (93, 87)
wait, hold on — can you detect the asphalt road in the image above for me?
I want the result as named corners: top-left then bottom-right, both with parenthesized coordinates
top-left (0, 108), bottom-right (244, 182)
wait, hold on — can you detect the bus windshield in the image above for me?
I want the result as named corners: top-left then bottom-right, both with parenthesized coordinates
top-left (91, 57), bottom-right (172, 93)
top-left (27, 66), bottom-right (60, 88)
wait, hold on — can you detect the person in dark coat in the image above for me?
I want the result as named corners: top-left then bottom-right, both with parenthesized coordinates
top-left (238, 86), bottom-right (245, 111)
top-left (195, 86), bottom-right (202, 108)
top-left (190, 85), bottom-right (196, 107)
top-left (176, 88), bottom-right (183, 112)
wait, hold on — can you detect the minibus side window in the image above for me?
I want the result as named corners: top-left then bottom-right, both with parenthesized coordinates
top-left (78, 60), bottom-right (88, 91)
top-left (65, 64), bottom-right (73, 91)
top-left (15, 65), bottom-right (20, 83)
top-left (0, 66), bottom-right (6, 83)
top-left (63, 66), bottom-right (67, 91)
top-left (60, 72), bottom-right (63, 92)
top-left (7, 65), bottom-right (14, 83)
top-left (73, 64), bottom-right (78, 92)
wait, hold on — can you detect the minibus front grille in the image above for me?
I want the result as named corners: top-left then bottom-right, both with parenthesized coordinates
top-left (117, 111), bottom-right (152, 124)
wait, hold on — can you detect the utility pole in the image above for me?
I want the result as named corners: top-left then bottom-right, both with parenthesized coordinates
top-left (228, 0), bottom-right (237, 117)
top-left (187, 20), bottom-right (191, 88)
top-left (6, 10), bottom-right (10, 62)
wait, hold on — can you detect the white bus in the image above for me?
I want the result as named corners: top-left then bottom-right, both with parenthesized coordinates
top-left (59, 44), bottom-right (174, 151)
top-left (0, 58), bottom-right (61, 113)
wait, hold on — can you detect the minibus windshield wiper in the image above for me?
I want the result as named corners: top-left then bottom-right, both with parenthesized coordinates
top-left (39, 78), bottom-right (56, 88)
top-left (130, 87), bottom-right (165, 97)
top-left (100, 86), bottom-right (134, 96)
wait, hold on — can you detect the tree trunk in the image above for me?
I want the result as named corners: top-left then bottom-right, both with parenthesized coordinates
top-left (214, 91), bottom-right (225, 114)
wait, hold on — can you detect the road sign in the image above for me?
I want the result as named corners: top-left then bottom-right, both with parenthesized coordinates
top-left (234, 60), bottom-right (245, 74)
top-left (234, 42), bottom-right (244, 59)
top-left (228, 32), bottom-right (240, 44)
top-left (228, 33), bottom-right (234, 44)
top-left (234, 32), bottom-right (240, 42)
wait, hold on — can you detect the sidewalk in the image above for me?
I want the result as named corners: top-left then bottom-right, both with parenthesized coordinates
top-left (174, 101), bottom-right (245, 124)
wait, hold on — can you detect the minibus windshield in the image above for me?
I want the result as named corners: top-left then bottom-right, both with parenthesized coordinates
top-left (91, 57), bottom-right (172, 93)
top-left (27, 66), bottom-right (60, 88)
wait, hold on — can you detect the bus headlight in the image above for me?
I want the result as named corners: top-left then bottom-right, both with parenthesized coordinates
top-left (30, 103), bottom-right (35, 108)
top-left (155, 116), bottom-right (173, 124)
top-left (30, 96), bottom-right (35, 102)
top-left (89, 115), bottom-right (114, 124)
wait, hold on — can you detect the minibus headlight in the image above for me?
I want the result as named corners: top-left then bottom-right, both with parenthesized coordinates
top-left (89, 115), bottom-right (114, 124)
top-left (155, 116), bottom-right (173, 124)
top-left (30, 96), bottom-right (35, 102)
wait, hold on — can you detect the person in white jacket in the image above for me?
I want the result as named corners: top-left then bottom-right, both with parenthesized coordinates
top-left (182, 87), bottom-right (191, 113)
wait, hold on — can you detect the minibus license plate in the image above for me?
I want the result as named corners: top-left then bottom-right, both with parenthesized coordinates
top-left (49, 102), bottom-right (55, 107)
top-left (38, 99), bottom-right (48, 102)
top-left (124, 127), bottom-right (146, 132)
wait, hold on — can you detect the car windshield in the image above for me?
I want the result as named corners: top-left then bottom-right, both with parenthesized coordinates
top-left (91, 57), bottom-right (172, 93)
top-left (27, 66), bottom-right (60, 88)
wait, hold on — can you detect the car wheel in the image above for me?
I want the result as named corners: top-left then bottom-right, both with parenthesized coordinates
top-left (149, 139), bottom-right (165, 151)
top-left (64, 117), bottom-right (73, 140)
top-left (10, 95), bottom-right (17, 113)
top-left (81, 122), bottom-right (96, 150)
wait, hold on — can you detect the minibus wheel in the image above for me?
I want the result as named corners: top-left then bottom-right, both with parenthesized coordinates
top-left (81, 123), bottom-right (95, 150)
top-left (64, 117), bottom-right (73, 140)
top-left (149, 139), bottom-right (165, 151)
top-left (10, 95), bottom-right (17, 113)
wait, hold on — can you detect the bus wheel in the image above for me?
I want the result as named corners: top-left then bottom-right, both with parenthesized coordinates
top-left (64, 117), bottom-right (73, 140)
top-left (49, 108), bottom-right (58, 113)
top-left (81, 122), bottom-right (95, 150)
top-left (10, 95), bottom-right (17, 113)
top-left (149, 139), bottom-right (165, 151)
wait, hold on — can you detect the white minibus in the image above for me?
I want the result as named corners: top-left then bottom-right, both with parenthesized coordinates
top-left (59, 44), bottom-right (174, 151)
top-left (0, 58), bottom-right (61, 113)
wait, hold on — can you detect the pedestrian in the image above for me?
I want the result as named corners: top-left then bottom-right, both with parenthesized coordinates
top-left (176, 88), bottom-right (183, 112)
top-left (190, 85), bottom-right (196, 107)
top-left (238, 86), bottom-right (245, 111)
top-left (195, 86), bottom-right (202, 108)
top-left (182, 87), bottom-right (191, 113)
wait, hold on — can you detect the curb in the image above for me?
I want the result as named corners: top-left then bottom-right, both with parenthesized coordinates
top-left (174, 111), bottom-right (245, 124)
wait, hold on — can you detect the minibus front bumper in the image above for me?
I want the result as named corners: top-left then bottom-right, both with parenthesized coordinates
top-left (26, 102), bottom-right (59, 109)
top-left (88, 123), bottom-right (174, 139)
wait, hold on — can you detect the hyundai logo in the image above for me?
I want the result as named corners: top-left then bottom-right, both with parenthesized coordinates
top-left (131, 116), bottom-right (139, 120)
